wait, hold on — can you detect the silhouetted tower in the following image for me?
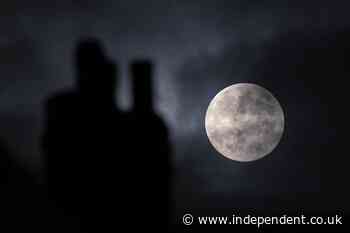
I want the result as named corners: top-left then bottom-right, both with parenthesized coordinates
top-left (130, 60), bottom-right (153, 113)
top-left (129, 59), bottom-right (172, 230)
top-left (43, 40), bottom-right (172, 231)
top-left (75, 38), bottom-right (117, 108)
top-left (43, 38), bottom-right (124, 232)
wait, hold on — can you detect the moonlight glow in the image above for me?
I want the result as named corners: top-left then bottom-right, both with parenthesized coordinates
top-left (205, 83), bottom-right (284, 162)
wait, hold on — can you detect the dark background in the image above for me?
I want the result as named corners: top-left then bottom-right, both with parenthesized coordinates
top-left (0, 0), bottom-right (349, 232)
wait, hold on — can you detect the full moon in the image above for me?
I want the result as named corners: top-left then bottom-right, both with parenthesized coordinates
top-left (205, 83), bottom-right (284, 162)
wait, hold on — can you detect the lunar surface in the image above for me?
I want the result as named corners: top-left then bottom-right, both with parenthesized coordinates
top-left (205, 83), bottom-right (284, 162)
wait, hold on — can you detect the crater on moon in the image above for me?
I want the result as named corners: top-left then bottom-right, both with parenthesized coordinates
top-left (205, 83), bottom-right (284, 162)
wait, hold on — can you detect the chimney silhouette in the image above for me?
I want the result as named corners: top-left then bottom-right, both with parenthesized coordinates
top-left (130, 60), bottom-right (154, 113)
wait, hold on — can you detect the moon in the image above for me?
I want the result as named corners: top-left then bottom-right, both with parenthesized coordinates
top-left (205, 83), bottom-right (284, 162)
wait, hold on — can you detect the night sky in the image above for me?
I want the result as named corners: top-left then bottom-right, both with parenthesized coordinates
top-left (0, 0), bottom-right (349, 230)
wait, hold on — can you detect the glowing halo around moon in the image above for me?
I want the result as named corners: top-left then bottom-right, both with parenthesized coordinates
top-left (205, 83), bottom-right (284, 162)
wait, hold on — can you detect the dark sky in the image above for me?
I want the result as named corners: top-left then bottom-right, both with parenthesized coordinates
top-left (1, 0), bottom-right (349, 220)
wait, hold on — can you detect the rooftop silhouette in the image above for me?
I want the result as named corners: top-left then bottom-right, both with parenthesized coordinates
top-left (42, 38), bottom-right (172, 231)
